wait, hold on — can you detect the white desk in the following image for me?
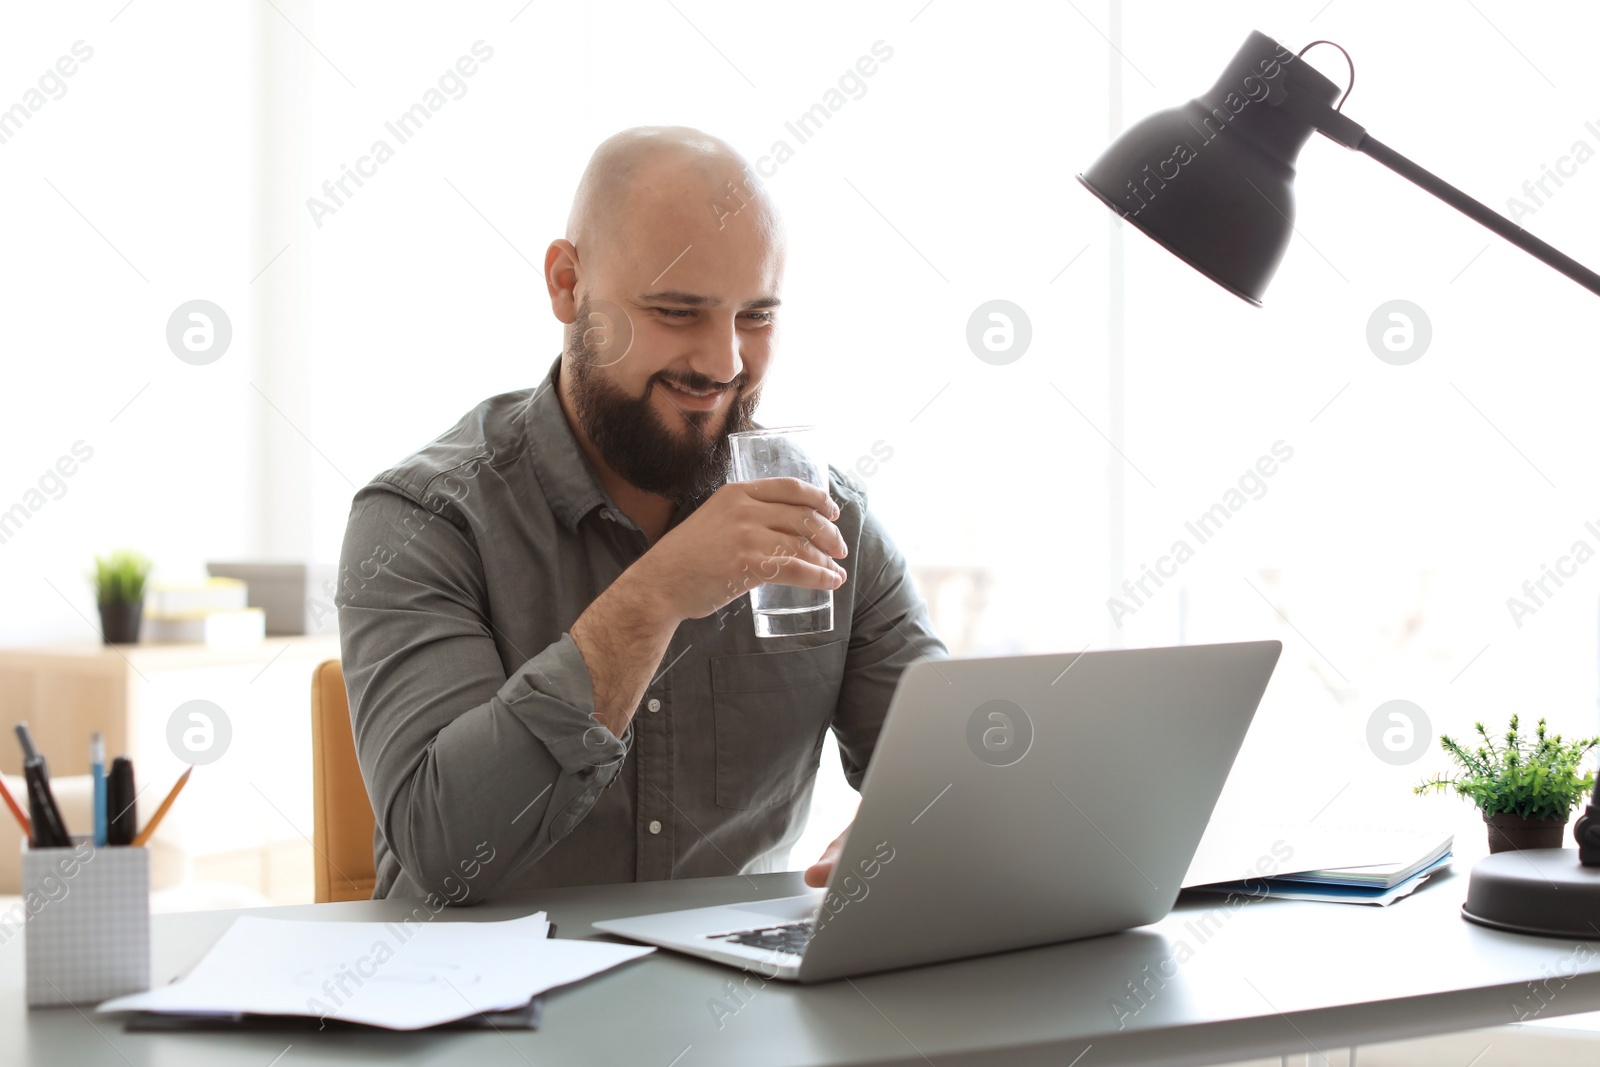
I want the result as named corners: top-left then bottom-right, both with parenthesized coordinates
top-left (4, 865), bottom-right (1600, 1066)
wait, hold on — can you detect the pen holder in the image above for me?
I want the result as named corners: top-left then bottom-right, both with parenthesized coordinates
top-left (21, 837), bottom-right (150, 1008)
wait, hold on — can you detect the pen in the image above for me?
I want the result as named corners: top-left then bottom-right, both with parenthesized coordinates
top-left (14, 723), bottom-right (71, 848)
top-left (132, 766), bottom-right (192, 848)
top-left (91, 732), bottom-right (107, 847)
top-left (0, 772), bottom-right (30, 838)
top-left (107, 757), bottom-right (137, 846)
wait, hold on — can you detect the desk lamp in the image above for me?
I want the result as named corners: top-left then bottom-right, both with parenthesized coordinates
top-left (1076, 30), bottom-right (1600, 303)
top-left (1077, 30), bottom-right (1600, 937)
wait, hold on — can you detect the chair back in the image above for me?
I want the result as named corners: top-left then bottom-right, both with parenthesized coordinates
top-left (310, 658), bottom-right (377, 902)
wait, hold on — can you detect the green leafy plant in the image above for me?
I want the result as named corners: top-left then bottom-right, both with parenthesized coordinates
top-left (91, 549), bottom-right (153, 606)
top-left (1414, 715), bottom-right (1599, 821)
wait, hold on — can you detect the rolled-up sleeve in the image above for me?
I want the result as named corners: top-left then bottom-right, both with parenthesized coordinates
top-left (830, 474), bottom-right (948, 791)
top-left (335, 480), bottom-right (628, 902)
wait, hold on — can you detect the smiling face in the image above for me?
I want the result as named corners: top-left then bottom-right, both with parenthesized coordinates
top-left (549, 127), bottom-right (786, 504)
top-left (564, 287), bottom-right (765, 505)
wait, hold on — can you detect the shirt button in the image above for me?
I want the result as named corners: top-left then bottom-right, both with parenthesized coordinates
top-left (648, 820), bottom-right (662, 835)
top-left (646, 698), bottom-right (661, 713)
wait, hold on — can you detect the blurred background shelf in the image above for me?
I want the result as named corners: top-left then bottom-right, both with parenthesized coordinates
top-left (0, 635), bottom-right (339, 907)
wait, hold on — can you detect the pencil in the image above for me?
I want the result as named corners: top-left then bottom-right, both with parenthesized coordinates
top-left (131, 766), bottom-right (192, 848)
top-left (0, 773), bottom-right (30, 838)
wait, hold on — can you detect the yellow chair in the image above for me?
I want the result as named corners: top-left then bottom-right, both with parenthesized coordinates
top-left (310, 658), bottom-right (378, 902)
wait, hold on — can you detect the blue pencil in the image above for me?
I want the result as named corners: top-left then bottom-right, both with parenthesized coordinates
top-left (90, 732), bottom-right (107, 847)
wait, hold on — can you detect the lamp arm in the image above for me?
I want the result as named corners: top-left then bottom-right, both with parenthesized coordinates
top-left (1275, 89), bottom-right (1600, 297)
top-left (1355, 135), bottom-right (1600, 298)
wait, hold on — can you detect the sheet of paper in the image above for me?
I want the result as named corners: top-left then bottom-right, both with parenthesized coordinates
top-left (99, 912), bottom-right (653, 1030)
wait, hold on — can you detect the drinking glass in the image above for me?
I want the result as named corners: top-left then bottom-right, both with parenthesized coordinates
top-left (728, 427), bottom-right (835, 638)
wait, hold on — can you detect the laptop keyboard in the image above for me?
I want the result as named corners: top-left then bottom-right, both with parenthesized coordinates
top-left (711, 918), bottom-right (815, 956)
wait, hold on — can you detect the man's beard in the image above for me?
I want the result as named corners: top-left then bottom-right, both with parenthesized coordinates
top-left (566, 296), bottom-right (761, 505)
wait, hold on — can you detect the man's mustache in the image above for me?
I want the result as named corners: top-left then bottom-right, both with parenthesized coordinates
top-left (648, 370), bottom-right (747, 397)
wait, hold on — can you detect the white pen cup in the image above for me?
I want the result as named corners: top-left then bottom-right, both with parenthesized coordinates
top-left (728, 427), bottom-right (837, 639)
top-left (19, 837), bottom-right (150, 1008)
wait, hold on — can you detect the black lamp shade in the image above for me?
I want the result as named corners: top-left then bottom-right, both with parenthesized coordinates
top-left (1078, 31), bottom-right (1344, 305)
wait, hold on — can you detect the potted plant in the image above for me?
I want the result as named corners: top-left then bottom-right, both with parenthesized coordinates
top-left (1415, 715), bottom-right (1599, 853)
top-left (91, 549), bottom-right (153, 645)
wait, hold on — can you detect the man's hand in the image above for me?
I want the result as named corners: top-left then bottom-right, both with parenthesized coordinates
top-left (804, 823), bottom-right (851, 888)
top-left (629, 476), bottom-right (848, 625)
top-left (570, 477), bottom-right (847, 739)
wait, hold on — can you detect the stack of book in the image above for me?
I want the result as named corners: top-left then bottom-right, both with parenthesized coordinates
top-left (143, 578), bottom-right (265, 645)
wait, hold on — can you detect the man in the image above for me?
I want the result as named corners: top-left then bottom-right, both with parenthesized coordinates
top-left (336, 126), bottom-right (945, 904)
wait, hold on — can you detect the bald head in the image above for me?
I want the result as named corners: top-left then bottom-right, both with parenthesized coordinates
top-left (546, 127), bottom-right (786, 504)
top-left (565, 125), bottom-right (783, 271)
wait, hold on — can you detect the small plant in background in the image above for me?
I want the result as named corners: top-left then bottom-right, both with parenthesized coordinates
top-left (91, 549), bottom-right (153, 605)
top-left (1415, 715), bottom-right (1598, 823)
top-left (90, 549), bottom-right (153, 645)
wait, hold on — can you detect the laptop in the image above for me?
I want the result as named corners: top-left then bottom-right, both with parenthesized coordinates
top-left (593, 640), bottom-right (1282, 983)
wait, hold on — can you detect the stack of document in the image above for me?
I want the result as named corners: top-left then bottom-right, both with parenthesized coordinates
top-left (144, 609), bottom-right (266, 645)
top-left (1183, 823), bottom-right (1453, 906)
top-left (99, 912), bottom-right (652, 1030)
top-left (1260, 852), bottom-right (1453, 904)
top-left (145, 578), bottom-right (249, 617)
top-left (144, 577), bottom-right (265, 645)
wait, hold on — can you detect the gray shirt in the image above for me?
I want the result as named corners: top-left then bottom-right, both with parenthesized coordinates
top-left (335, 359), bottom-right (946, 903)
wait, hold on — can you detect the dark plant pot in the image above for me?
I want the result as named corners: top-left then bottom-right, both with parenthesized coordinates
top-left (98, 601), bottom-right (143, 645)
top-left (1484, 811), bottom-right (1566, 854)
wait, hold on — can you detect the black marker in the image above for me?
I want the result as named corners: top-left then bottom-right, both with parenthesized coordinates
top-left (107, 757), bottom-right (137, 847)
top-left (14, 723), bottom-right (71, 848)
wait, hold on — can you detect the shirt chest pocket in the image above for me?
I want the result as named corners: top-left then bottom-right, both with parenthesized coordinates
top-left (710, 640), bottom-right (848, 810)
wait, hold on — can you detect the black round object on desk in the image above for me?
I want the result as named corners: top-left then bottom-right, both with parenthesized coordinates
top-left (1461, 849), bottom-right (1600, 938)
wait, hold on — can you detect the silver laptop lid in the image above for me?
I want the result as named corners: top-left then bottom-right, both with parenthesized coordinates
top-left (798, 641), bottom-right (1281, 982)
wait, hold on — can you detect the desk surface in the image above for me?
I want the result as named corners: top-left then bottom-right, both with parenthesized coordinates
top-left (5, 866), bottom-right (1600, 1067)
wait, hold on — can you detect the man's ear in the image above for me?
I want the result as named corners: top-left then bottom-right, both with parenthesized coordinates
top-left (545, 239), bottom-right (581, 324)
